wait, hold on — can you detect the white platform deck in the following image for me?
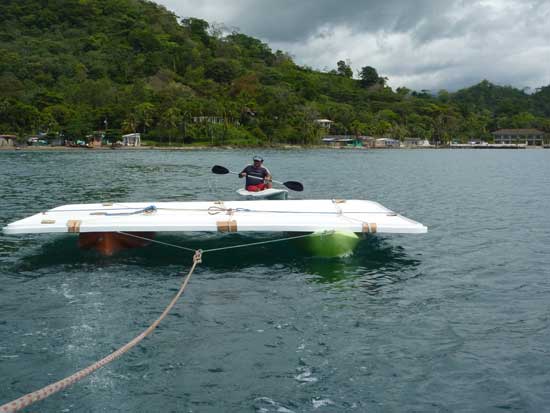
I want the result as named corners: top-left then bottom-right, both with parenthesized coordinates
top-left (2, 199), bottom-right (427, 235)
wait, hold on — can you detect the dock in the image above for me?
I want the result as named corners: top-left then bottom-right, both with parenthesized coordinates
top-left (449, 143), bottom-right (526, 149)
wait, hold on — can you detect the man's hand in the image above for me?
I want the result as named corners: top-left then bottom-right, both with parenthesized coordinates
top-left (239, 172), bottom-right (246, 178)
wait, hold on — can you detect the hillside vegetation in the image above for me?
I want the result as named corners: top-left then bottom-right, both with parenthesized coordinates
top-left (1, 0), bottom-right (549, 145)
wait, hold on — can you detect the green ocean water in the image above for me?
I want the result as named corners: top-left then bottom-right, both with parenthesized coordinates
top-left (1, 148), bottom-right (550, 412)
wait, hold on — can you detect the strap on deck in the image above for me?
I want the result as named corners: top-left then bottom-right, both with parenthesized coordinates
top-left (217, 220), bottom-right (238, 232)
top-left (67, 220), bottom-right (82, 233)
top-left (362, 222), bottom-right (377, 233)
top-left (332, 199), bottom-right (346, 215)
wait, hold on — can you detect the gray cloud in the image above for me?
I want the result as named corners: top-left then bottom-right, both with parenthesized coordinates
top-left (162, 0), bottom-right (451, 41)
top-left (157, 0), bottom-right (550, 91)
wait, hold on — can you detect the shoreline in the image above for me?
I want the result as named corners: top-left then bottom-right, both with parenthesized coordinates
top-left (1, 144), bottom-right (547, 151)
top-left (0, 144), bottom-right (310, 151)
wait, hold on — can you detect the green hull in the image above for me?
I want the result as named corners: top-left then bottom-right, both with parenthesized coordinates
top-left (293, 231), bottom-right (360, 257)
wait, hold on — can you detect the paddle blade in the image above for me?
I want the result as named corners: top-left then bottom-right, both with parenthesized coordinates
top-left (212, 165), bottom-right (229, 175)
top-left (283, 181), bottom-right (304, 191)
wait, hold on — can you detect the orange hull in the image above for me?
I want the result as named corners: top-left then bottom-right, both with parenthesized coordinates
top-left (79, 232), bottom-right (155, 255)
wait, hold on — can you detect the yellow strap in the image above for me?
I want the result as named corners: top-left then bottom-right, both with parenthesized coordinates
top-left (362, 222), bottom-right (377, 233)
top-left (66, 220), bottom-right (81, 233)
top-left (216, 220), bottom-right (238, 232)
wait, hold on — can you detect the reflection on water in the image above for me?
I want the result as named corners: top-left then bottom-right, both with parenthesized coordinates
top-left (10, 232), bottom-right (418, 294)
top-left (296, 237), bottom-right (420, 294)
top-left (300, 236), bottom-right (418, 278)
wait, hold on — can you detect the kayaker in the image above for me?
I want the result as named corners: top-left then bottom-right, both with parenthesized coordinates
top-left (239, 156), bottom-right (273, 191)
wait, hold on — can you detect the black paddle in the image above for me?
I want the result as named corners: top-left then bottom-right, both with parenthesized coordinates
top-left (211, 165), bottom-right (304, 192)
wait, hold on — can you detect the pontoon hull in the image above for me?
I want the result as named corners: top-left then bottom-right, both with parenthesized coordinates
top-left (293, 231), bottom-right (361, 257)
top-left (79, 232), bottom-right (155, 256)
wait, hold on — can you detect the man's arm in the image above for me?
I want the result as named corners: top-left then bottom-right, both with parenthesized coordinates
top-left (239, 165), bottom-right (250, 178)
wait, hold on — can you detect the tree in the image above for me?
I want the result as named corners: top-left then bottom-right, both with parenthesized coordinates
top-left (135, 103), bottom-right (155, 134)
top-left (359, 66), bottom-right (379, 88)
top-left (373, 119), bottom-right (392, 137)
top-left (350, 120), bottom-right (367, 138)
top-left (226, 33), bottom-right (274, 63)
top-left (160, 107), bottom-right (182, 145)
top-left (181, 18), bottom-right (210, 45)
top-left (205, 58), bottom-right (242, 83)
top-left (336, 60), bottom-right (353, 78)
top-left (396, 87), bottom-right (411, 97)
top-left (3, 0), bottom-right (549, 148)
top-left (0, 99), bottom-right (40, 133)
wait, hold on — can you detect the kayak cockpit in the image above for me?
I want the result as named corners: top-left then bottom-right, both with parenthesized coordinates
top-left (236, 188), bottom-right (288, 200)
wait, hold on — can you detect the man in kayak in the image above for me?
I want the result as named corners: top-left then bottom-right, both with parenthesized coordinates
top-left (239, 156), bottom-right (273, 191)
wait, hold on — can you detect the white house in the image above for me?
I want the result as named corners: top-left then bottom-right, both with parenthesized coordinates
top-left (401, 138), bottom-right (432, 148)
top-left (0, 134), bottom-right (16, 147)
top-left (122, 133), bottom-right (141, 146)
top-left (314, 119), bottom-right (333, 129)
top-left (375, 138), bottom-right (400, 148)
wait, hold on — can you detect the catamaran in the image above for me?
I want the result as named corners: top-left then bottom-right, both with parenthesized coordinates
top-left (2, 198), bottom-right (427, 257)
top-left (2, 165), bottom-right (427, 257)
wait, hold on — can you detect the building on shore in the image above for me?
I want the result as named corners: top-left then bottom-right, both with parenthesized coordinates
top-left (192, 116), bottom-right (225, 125)
top-left (314, 119), bottom-right (334, 130)
top-left (122, 133), bottom-right (141, 146)
top-left (491, 129), bottom-right (545, 146)
top-left (27, 136), bottom-right (49, 146)
top-left (0, 134), bottom-right (16, 147)
top-left (375, 138), bottom-right (400, 148)
top-left (86, 134), bottom-right (103, 148)
top-left (450, 141), bottom-right (526, 149)
top-left (401, 138), bottom-right (433, 148)
top-left (322, 135), bottom-right (374, 148)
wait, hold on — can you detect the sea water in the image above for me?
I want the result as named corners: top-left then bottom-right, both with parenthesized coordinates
top-left (1, 148), bottom-right (550, 412)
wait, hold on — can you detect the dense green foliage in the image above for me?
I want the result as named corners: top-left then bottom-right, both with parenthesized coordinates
top-left (1, 0), bottom-right (549, 145)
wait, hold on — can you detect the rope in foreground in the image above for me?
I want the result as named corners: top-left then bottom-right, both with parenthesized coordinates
top-left (1, 231), bottom-right (328, 412)
top-left (0, 250), bottom-right (203, 413)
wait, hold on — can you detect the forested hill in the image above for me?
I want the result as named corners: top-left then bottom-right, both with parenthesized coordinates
top-left (1, 0), bottom-right (549, 145)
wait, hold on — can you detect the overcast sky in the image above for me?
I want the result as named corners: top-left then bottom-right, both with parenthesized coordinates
top-left (157, 0), bottom-right (550, 92)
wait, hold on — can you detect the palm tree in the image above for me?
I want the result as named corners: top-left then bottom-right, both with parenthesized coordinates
top-left (135, 103), bottom-right (155, 134)
top-left (122, 113), bottom-right (138, 133)
top-left (160, 107), bottom-right (182, 146)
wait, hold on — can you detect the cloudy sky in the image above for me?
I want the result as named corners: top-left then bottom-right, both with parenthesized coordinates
top-left (157, 0), bottom-right (550, 92)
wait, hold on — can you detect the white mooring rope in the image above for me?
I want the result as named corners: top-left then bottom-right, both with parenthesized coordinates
top-left (1, 229), bottom-right (331, 412)
top-left (0, 251), bottom-right (202, 413)
top-left (117, 230), bottom-right (325, 253)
